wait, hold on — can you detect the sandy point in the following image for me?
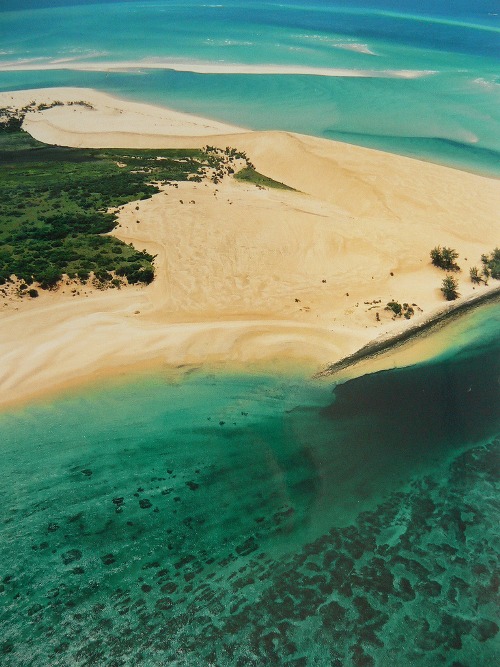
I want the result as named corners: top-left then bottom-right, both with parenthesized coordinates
top-left (0, 87), bottom-right (499, 409)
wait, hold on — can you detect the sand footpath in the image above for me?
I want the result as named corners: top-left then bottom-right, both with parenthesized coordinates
top-left (0, 87), bottom-right (499, 408)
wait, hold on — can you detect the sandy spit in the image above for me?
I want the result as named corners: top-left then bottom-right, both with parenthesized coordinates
top-left (318, 286), bottom-right (500, 379)
top-left (0, 87), bottom-right (499, 409)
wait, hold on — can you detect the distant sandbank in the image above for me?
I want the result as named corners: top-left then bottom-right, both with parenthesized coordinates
top-left (0, 58), bottom-right (435, 79)
top-left (0, 87), bottom-right (498, 409)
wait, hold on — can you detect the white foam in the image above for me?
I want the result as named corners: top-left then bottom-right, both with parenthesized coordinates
top-left (471, 77), bottom-right (500, 90)
top-left (333, 43), bottom-right (377, 56)
top-left (296, 34), bottom-right (377, 56)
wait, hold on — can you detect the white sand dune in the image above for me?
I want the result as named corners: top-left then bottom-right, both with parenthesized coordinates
top-left (0, 87), bottom-right (498, 408)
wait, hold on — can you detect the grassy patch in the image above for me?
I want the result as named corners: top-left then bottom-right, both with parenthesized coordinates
top-left (235, 166), bottom-right (295, 191)
top-left (0, 130), bottom-right (210, 288)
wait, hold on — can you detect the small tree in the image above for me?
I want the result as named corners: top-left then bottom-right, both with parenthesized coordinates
top-left (469, 266), bottom-right (482, 284)
top-left (430, 246), bottom-right (460, 271)
top-left (486, 248), bottom-right (500, 279)
top-left (479, 248), bottom-right (500, 281)
top-left (441, 275), bottom-right (459, 301)
top-left (430, 246), bottom-right (443, 267)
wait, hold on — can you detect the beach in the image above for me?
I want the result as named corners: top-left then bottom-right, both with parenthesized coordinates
top-left (0, 86), bottom-right (499, 408)
top-left (1, 1), bottom-right (500, 663)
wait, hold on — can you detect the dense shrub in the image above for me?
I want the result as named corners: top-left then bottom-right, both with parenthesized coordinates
top-left (430, 246), bottom-right (460, 272)
top-left (385, 301), bottom-right (415, 319)
top-left (38, 267), bottom-right (62, 289)
top-left (0, 131), bottom-right (212, 289)
top-left (481, 248), bottom-right (500, 280)
top-left (441, 275), bottom-right (460, 301)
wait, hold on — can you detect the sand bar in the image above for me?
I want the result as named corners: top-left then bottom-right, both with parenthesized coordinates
top-left (0, 59), bottom-right (435, 79)
top-left (319, 286), bottom-right (500, 380)
top-left (0, 87), bottom-right (499, 409)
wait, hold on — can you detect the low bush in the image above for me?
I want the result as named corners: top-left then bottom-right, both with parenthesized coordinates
top-left (430, 246), bottom-right (460, 272)
top-left (481, 248), bottom-right (500, 280)
top-left (441, 275), bottom-right (460, 301)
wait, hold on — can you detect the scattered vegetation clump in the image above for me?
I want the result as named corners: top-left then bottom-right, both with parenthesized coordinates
top-left (441, 275), bottom-right (460, 301)
top-left (202, 145), bottom-right (254, 184)
top-left (202, 145), bottom-right (293, 189)
top-left (481, 248), bottom-right (500, 281)
top-left (384, 301), bottom-right (415, 319)
top-left (67, 100), bottom-right (95, 110)
top-left (204, 145), bottom-right (252, 166)
top-left (430, 246), bottom-right (460, 272)
top-left (385, 300), bottom-right (402, 317)
top-left (0, 100), bottom-right (93, 135)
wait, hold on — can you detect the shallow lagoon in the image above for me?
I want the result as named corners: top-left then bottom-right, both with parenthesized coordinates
top-left (1, 0), bottom-right (500, 176)
top-left (1, 303), bottom-right (498, 665)
top-left (1, 2), bottom-right (499, 663)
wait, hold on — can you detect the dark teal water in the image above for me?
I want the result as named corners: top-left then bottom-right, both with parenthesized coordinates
top-left (0, 303), bottom-right (499, 665)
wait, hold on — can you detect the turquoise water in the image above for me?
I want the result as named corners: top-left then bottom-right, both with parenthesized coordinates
top-left (1, 3), bottom-right (499, 663)
top-left (0, 1), bottom-right (499, 175)
top-left (1, 303), bottom-right (499, 665)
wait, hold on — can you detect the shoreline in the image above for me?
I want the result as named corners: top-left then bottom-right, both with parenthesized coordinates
top-left (2, 291), bottom-right (498, 414)
top-left (0, 320), bottom-right (338, 414)
top-left (317, 285), bottom-right (500, 378)
top-left (1, 86), bottom-right (499, 411)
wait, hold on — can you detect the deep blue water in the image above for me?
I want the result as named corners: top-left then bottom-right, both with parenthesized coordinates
top-left (0, 1), bottom-right (499, 175)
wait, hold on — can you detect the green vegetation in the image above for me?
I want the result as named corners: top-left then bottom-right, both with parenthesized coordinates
top-left (468, 250), bottom-right (500, 285)
top-left (430, 246), bottom-right (460, 272)
top-left (0, 125), bottom-right (211, 288)
top-left (235, 166), bottom-right (295, 191)
top-left (469, 266), bottom-right (483, 284)
top-left (481, 248), bottom-right (500, 281)
top-left (384, 301), bottom-right (415, 319)
top-left (441, 275), bottom-right (460, 301)
top-left (0, 115), bottom-right (288, 293)
top-left (202, 145), bottom-right (253, 184)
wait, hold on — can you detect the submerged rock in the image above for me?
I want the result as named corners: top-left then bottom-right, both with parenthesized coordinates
top-left (61, 549), bottom-right (82, 565)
